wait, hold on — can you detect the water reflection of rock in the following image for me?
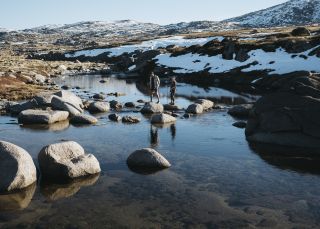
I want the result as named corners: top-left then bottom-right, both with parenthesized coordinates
top-left (250, 143), bottom-right (320, 175)
top-left (0, 183), bottom-right (36, 212)
top-left (20, 120), bottom-right (70, 132)
top-left (40, 174), bottom-right (100, 201)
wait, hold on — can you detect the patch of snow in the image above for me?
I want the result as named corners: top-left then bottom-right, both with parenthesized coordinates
top-left (128, 65), bottom-right (136, 71)
top-left (65, 36), bottom-right (222, 58)
top-left (154, 45), bottom-right (320, 75)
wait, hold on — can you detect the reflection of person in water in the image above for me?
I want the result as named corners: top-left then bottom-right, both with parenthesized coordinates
top-left (170, 124), bottom-right (176, 140)
top-left (170, 77), bottom-right (177, 105)
top-left (150, 125), bottom-right (159, 147)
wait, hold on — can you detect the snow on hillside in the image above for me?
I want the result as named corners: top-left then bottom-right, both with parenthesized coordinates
top-left (65, 36), bottom-right (223, 58)
top-left (226, 0), bottom-right (320, 27)
top-left (154, 45), bottom-right (320, 75)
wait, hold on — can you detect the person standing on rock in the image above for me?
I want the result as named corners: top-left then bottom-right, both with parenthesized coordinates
top-left (170, 77), bottom-right (177, 105)
top-left (149, 72), bottom-right (160, 103)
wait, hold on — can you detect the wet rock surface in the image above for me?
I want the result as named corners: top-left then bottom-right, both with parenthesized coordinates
top-left (127, 148), bottom-right (171, 169)
top-left (18, 109), bottom-right (69, 124)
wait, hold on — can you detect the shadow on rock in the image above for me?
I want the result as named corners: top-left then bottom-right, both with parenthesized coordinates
top-left (0, 182), bottom-right (36, 212)
top-left (40, 174), bottom-right (100, 202)
top-left (19, 120), bottom-right (70, 132)
top-left (249, 142), bottom-right (320, 175)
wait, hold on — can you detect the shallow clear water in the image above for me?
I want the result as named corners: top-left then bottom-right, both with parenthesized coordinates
top-left (1, 75), bottom-right (320, 229)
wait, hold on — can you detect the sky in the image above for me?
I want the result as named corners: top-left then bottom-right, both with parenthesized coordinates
top-left (1, 0), bottom-right (289, 29)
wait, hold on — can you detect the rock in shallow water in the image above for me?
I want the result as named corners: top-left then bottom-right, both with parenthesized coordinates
top-left (88, 102), bottom-right (110, 113)
top-left (195, 99), bottom-right (214, 110)
top-left (122, 116), bottom-right (140, 123)
top-left (233, 121), bottom-right (247, 128)
top-left (151, 113), bottom-right (176, 124)
top-left (18, 109), bottom-right (69, 124)
top-left (0, 141), bottom-right (37, 192)
top-left (108, 113), bottom-right (122, 122)
top-left (127, 148), bottom-right (171, 169)
top-left (51, 91), bottom-right (84, 116)
top-left (141, 102), bottom-right (164, 114)
top-left (38, 141), bottom-right (101, 179)
top-left (186, 103), bottom-right (203, 114)
top-left (70, 114), bottom-right (98, 125)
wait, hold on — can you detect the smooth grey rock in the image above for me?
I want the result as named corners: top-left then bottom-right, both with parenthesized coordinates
top-left (88, 102), bottom-right (110, 113)
top-left (195, 99), bottom-right (214, 110)
top-left (51, 91), bottom-right (83, 116)
top-left (0, 141), bottom-right (37, 192)
top-left (70, 114), bottom-right (98, 125)
top-left (34, 93), bottom-right (53, 106)
top-left (18, 109), bottom-right (69, 124)
top-left (141, 102), bottom-right (164, 114)
top-left (186, 103), bottom-right (203, 114)
top-left (38, 141), bottom-right (101, 179)
top-left (127, 148), bottom-right (171, 169)
top-left (151, 113), bottom-right (176, 124)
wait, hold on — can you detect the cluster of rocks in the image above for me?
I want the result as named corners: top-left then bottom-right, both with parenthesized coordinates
top-left (0, 140), bottom-right (170, 193)
top-left (186, 99), bottom-right (215, 114)
top-left (0, 140), bottom-right (100, 192)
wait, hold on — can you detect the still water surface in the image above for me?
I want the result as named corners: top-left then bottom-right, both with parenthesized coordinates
top-left (0, 75), bottom-right (320, 228)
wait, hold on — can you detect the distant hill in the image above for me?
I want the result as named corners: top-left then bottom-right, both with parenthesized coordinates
top-left (225, 0), bottom-right (320, 27)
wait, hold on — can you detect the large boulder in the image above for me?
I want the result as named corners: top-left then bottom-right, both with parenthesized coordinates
top-left (38, 141), bottom-right (101, 179)
top-left (34, 93), bottom-right (53, 106)
top-left (88, 102), bottom-right (110, 113)
top-left (127, 148), bottom-right (171, 169)
top-left (141, 102), bottom-right (164, 114)
top-left (195, 99), bottom-right (214, 110)
top-left (0, 141), bottom-right (37, 192)
top-left (51, 91), bottom-right (83, 116)
top-left (245, 91), bottom-right (320, 148)
top-left (151, 113), bottom-right (176, 124)
top-left (18, 109), bottom-right (69, 124)
top-left (186, 103), bottom-right (203, 114)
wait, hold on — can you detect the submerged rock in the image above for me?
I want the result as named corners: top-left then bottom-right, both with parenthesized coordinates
top-left (233, 121), bottom-right (247, 128)
top-left (0, 141), bottom-right (37, 192)
top-left (141, 102), bottom-right (164, 114)
top-left (127, 148), bottom-right (171, 169)
top-left (18, 109), bottom-right (69, 124)
top-left (38, 141), bottom-right (101, 179)
top-left (88, 102), bottom-right (110, 113)
top-left (151, 113), bottom-right (176, 124)
top-left (70, 114), bottom-right (98, 125)
top-left (186, 103), bottom-right (203, 114)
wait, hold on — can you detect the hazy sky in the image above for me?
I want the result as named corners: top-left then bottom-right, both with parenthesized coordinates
top-left (1, 0), bottom-right (288, 29)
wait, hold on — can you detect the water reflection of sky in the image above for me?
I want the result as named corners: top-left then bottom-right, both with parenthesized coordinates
top-left (0, 75), bottom-right (320, 228)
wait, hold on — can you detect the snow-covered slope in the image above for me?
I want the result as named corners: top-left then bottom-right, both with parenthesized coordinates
top-left (226, 0), bottom-right (320, 27)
